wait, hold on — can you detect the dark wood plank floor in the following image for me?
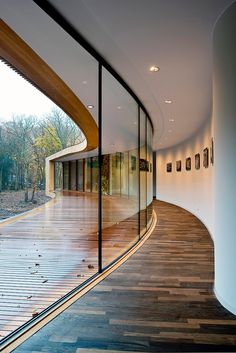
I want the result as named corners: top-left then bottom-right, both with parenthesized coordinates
top-left (12, 200), bottom-right (236, 353)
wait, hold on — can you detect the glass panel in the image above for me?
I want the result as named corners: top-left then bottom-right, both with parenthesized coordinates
top-left (84, 158), bottom-right (92, 192)
top-left (77, 159), bottom-right (84, 191)
top-left (110, 153), bottom-right (121, 196)
top-left (128, 148), bottom-right (139, 236)
top-left (70, 160), bottom-right (77, 190)
top-left (92, 156), bottom-right (99, 193)
top-left (102, 67), bottom-right (139, 267)
top-left (140, 110), bottom-right (147, 237)
top-left (63, 162), bottom-right (69, 190)
top-left (0, 48), bottom-right (98, 340)
top-left (147, 119), bottom-right (153, 228)
top-left (121, 152), bottom-right (129, 196)
top-left (54, 161), bottom-right (63, 190)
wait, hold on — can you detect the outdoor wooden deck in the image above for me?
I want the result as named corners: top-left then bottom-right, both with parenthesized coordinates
top-left (0, 191), bottom-right (140, 340)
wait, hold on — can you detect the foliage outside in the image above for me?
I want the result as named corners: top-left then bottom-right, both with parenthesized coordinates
top-left (0, 108), bottom-right (84, 201)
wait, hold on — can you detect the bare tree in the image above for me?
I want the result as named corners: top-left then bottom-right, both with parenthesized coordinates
top-left (0, 108), bottom-right (84, 202)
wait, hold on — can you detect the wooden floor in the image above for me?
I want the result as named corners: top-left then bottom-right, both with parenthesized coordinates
top-left (12, 200), bottom-right (236, 353)
top-left (0, 191), bottom-right (139, 340)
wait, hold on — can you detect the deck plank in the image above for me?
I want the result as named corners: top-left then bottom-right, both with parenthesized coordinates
top-left (0, 191), bottom-right (139, 341)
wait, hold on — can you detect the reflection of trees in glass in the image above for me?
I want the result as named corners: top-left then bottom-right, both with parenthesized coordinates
top-left (54, 162), bottom-right (63, 190)
top-left (0, 108), bottom-right (83, 200)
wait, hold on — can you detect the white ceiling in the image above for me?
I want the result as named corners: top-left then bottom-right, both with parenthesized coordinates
top-left (1, 0), bottom-right (235, 152)
top-left (48, 0), bottom-right (234, 150)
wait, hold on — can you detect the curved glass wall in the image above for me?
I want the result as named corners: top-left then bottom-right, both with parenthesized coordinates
top-left (147, 120), bottom-right (153, 229)
top-left (140, 109), bottom-right (147, 237)
top-left (0, 10), bottom-right (153, 347)
top-left (101, 68), bottom-right (140, 266)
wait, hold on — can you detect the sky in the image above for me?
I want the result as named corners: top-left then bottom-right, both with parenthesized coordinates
top-left (0, 60), bottom-right (57, 122)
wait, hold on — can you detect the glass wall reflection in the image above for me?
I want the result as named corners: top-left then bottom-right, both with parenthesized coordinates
top-left (63, 161), bottom-right (69, 189)
top-left (77, 159), bottom-right (84, 191)
top-left (55, 65), bottom-right (153, 274)
top-left (0, 9), bottom-right (154, 345)
top-left (140, 110), bottom-right (147, 237)
top-left (54, 161), bottom-right (63, 190)
top-left (59, 83), bottom-right (153, 269)
top-left (85, 158), bottom-right (92, 192)
top-left (101, 68), bottom-right (139, 267)
top-left (147, 120), bottom-right (153, 228)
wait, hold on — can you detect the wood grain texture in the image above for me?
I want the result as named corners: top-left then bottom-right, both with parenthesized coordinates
top-left (0, 191), bottom-right (140, 340)
top-left (0, 19), bottom-right (98, 150)
top-left (12, 200), bottom-right (236, 353)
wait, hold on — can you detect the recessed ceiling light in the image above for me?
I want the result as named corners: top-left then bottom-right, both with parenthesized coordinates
top-left (169, 118), bottom-right (175, 122)
top-left (87, 104), bottom-right (94, 109)
top-left (117, 106), bottom-right (122, 110)
top-left (149, 65), bottom-right (160, 72)
top-left (134, 121), bottom-right (137, 125)
top-left (82, 80), bottom-right (87, 84)
top-left (165, 99), bottom-right (172, 104)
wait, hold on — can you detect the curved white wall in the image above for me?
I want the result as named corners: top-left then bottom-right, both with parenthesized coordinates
top-left (156, 1), bottom-right (236, 315)
top-left (156, 117), bottom-right (214, 236)
top-left (213, 1), bottom-right (236, 314)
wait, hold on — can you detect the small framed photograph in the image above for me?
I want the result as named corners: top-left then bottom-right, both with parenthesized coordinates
top-left (210, 138), bottom-right (214, 165)
top-left (186, 157), bottom-right (191, 171)
top-left (166, 162), bottom-right (172, 173)
top-left (176, 160), bottom-right (181, 172)
top-left (140, 158), bottom-right (149, 171)
top-left (195, 153), bottom-right (200, 170)
top-left (203, 148), bottom-right (209, 168)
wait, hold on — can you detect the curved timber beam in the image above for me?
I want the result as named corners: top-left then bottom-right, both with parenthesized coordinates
top-left (0, 20), bottom-right (98, 151)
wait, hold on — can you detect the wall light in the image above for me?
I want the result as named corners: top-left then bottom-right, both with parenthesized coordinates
top-left (149, 65), bottom-right (160, 72)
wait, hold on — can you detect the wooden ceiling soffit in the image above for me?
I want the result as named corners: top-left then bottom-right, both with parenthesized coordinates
top-left (0, 19), bottom-right (98, 151)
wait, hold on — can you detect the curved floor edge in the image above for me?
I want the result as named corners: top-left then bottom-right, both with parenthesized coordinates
top-left (214, 286), bottom-right (236, 316)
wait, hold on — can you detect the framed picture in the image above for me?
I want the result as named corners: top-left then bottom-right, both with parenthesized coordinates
top-left (210, 138), bottom-right (214, 165)
top-left (186, 157), bottom-right (191, 171)
top-left (176, 160), bottom-right (181, 172)
top-left (150, 163), bottom-right (152, 173)
top-left (203, 148), bottom-right (209, 168)
top-left (140, 158), bottom-right (149, 171)
top-left (195, 153), bottom-right (200, 170)
top-left (131, 155), bottom-right (136, 171)
top-left (166, 162), bottom-right (172, 173)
